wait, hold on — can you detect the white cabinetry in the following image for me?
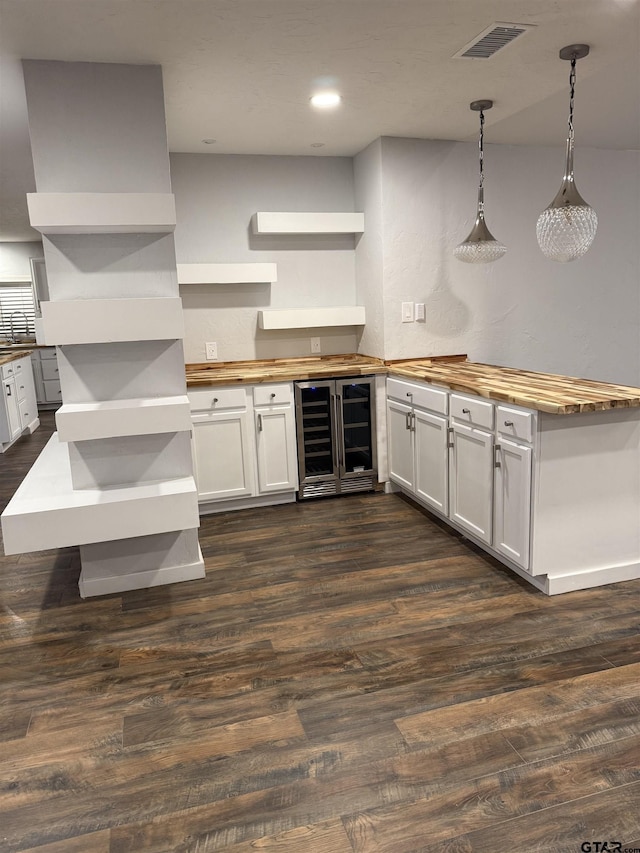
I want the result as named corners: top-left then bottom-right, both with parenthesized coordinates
top-left (31, 348), bottom-right (62, 407)
top-left (188, 382), bottom-right (298, 513)
top-left (387, 376), bottom-right (536, 580)
top-left (386, 378), bottom-right (449, 515)
top-left (1, 355), bottom-right (40, 452)
top-left (253, 384), bottom-right (297, 494)
top-left (448, 394), bottom-right (495, 546)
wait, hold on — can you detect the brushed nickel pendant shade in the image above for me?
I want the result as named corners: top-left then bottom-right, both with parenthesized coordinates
top-left (454, 99), bottom-right (507, 265)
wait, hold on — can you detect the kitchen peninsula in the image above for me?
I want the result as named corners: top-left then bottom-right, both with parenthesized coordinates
top-left (185, 353), bottom-right (640, 596)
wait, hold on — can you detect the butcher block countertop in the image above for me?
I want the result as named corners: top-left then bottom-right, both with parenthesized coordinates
top-left (388, 357), bottom-right (640, 415)
top-left (185, 353), bottom-right (386, 386)
top-left (185, 353), bottom-right (640, 414)
top-left (0, 350), bottom-right (33, 368)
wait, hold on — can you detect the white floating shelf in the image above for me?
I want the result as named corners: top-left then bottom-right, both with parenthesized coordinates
top-left (27, 192), bottom-right (176, 234)
top-left (177, 263), bottom-right (277, 284)
top-left (258, 306), bottom-right (366, 330)
top-left (1, 433), bottom-right (200, 555)
top-left (252, 212), bottom-right (364, 235)
top-left (55, 395), bottom-right (192, 443)
top-left (40, 297), bottom-right (184, 345)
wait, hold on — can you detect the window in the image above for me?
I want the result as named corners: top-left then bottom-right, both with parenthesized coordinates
top-left (0, 282), bottom-right (36, 341)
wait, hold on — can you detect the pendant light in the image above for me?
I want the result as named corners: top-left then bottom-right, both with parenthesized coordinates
top-left (454, 99), bottom-right (506, 264)
top-left (536, 44), bottom-right (597, 262)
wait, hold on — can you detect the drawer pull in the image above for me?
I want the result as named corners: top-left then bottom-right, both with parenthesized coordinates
top-left (270, 392), bottom-right (276, 399)
top-left (406, 391), bottom-right (413, 398)
top-left (494, 444), bottom-right (501, 468)
top-left (504, 420), bottom-right (514, 427)
top-left (462, 407), bottom-right (470, 414)
top-left (212, 397), bottom-right (219, 404)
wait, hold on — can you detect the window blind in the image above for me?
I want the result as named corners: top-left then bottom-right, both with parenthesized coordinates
top-left (0, 283), bottom-right (36, 340)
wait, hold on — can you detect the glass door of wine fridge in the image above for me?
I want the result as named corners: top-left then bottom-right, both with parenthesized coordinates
top-left (336, 377), bottom-right (376, 484)
top-left (295, 376), bottom-right (377, 499)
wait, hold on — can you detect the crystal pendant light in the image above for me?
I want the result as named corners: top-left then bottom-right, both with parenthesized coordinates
top-left (536, 44), bottom-right (597, 262)
top-left (454, 99), bottom-right (506, 264)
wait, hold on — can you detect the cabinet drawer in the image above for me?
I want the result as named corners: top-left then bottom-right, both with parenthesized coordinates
top-left (41, 359), bottom-right (60, 381)
top-left (1, 362), bottom-right (15, 379)
top-left (188, 386), bottom-right (247, 412)
top-left (253, 383), bottom-right (293, 407)
top-left (43, 379), bottom-right (62, 402)
top-left (387, 377), bottom-right (447, 415)
top-left (40, 347), bottom-right (57, 360)
top-left (450, 393), bottom-right (494, 430)
top-left (497, 405), bottom-right (535, 443)
top-left (19, 397), bottom-right (34, 426)
top-left (16, 376), bottom-right (28, 401)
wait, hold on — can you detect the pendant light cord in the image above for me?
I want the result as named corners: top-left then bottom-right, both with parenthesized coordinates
top-left (477, 109), bottom-right (485, 214)
top-left (567, 55), bottom-right (576, 150)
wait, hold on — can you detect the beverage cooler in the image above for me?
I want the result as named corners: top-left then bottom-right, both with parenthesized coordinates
top-left (294, 376), bottom-right (377, 499)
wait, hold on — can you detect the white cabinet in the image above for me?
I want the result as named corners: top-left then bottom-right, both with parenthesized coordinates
top-left (253, 385), bottom-right (297, 494)
top-left (1, 355), bottom-right (39, 451)
top-left (188, 382), bottom-right (298, 511)
top-left (190, 389), bottom-right (255, 502)
top-left (387, 376), bottom-right (535, 575)
top-left (386, 379), bottom-right (449, 514)
top-left (449, 420), bottom-right (494, 545)
top-left (387, 399), bottom-right (414, 490)
top-left (31, 348), bottom-right (62, 407)
top-left (494, 438), bottom-right (532, 570)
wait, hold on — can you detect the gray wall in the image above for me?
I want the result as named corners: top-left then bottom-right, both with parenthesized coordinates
top-left (355, 137), bottom-right (640, 385)
top-left (0, 241), bottom-right (43, 277)
top-left (171, 153), bottom-right (360, 363)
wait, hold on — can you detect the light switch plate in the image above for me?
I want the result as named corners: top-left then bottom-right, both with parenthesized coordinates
top-left (402, 302), bottom-right (414, 323)
top-left (310, 337), bottom-right (321, 353)
top-left (415, 302), bottom-right (425, 321)
top-left (205, 341), bottom-right (218, 360)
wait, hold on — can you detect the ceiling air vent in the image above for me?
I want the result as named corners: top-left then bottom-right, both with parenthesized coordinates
top-left (453, 22), bottom-right (535, 59)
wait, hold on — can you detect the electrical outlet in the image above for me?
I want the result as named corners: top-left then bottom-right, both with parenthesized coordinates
top-left (205, 341), bottom-right (218, 360)
top-left (415, 302), bottom-right (426, 321)
top-left (402, 302), bottom-right (414, 323)
top-left (310, 337), bottom-right (321, 354)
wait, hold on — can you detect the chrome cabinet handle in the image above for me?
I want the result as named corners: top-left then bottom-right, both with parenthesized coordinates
top-left (504, 420), bottom-right (514, 427)
top-left (212, 397), bottom-right (219, 404)
top-left (6, 384), bottom-right (11, 396)
top-left (409, 412), bottom-right (416, 432)
top-left (462, 407), bottom-right (470, 414)
top-left (406, 391), bottom-right (413, 398)
top-left (447, 426), bottom-right (454, 449)
top-left (494, 444), bottom-right (501, 468)
top-left (270, 392), bottom-right (276, 399)
top-left (405, 411), bottom-right (411, 430)
top-left (257, 413), bottom-right (263, 431)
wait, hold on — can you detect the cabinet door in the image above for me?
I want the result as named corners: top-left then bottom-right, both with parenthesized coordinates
top-left (449, 421), bottom-right (494, 545)
top-left (255, 405), bottom-right (297, 493)
top-left (191, 410), bottom-right (254, 501)
top-left (494, 439), bottom-right (532, 570)
top-left (3, 378), bottom-right (22, 441)
top-left (414, 409), bottom-right (448, 514)
top-left (387, 399), bottom-right (414, 491)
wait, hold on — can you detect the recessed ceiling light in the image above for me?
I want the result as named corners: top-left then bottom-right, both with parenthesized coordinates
top-left (202, 138), bottom-right (217, 144)
top-left (310, 92), bottom-right (341, 109)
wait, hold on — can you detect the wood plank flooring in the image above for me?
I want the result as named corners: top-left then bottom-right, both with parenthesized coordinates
top-left (1, 413), bottom-right (640, 852)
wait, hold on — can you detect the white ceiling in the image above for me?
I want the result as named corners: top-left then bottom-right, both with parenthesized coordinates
top-left (1, 0), bottom-right (638, 241)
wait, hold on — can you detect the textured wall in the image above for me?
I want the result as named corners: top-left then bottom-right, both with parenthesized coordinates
top-left (370, 137), bottom-right (640, 385)
top-left (171, 153), bottom-right (360, 363)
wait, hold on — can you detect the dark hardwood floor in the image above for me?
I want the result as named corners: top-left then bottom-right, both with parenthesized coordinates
top-left (1, 413), bottom-right (640, 852)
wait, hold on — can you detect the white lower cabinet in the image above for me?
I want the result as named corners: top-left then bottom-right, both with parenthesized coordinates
top-left (494, 438), bottom-right (532, 570)
top-left (387, 377), bottom-right (534, 575)
top-left (31, 348), bottom-right (62, 407)
top-left (191, 409), bottom-right (255, 501)
top-left (414, 408), bottom-right (448, 514)
top-left (449, 421), bottom-right (494, 545)
top-left (255, 406), bottom-right (297, 493)
top-left (1, 355), bottom-right (40, 451)
top-left (188, 382), bottom-right (298, 511)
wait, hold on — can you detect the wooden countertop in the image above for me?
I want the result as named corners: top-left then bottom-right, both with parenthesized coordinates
top-left (186, 353), bottom-right (386, 386)
top-left (388, 358), bottom-right (640, 414)
top-left (0, 350), bottom-right (33, 368)
top-left (185, 353), bottom-right (640, 414)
